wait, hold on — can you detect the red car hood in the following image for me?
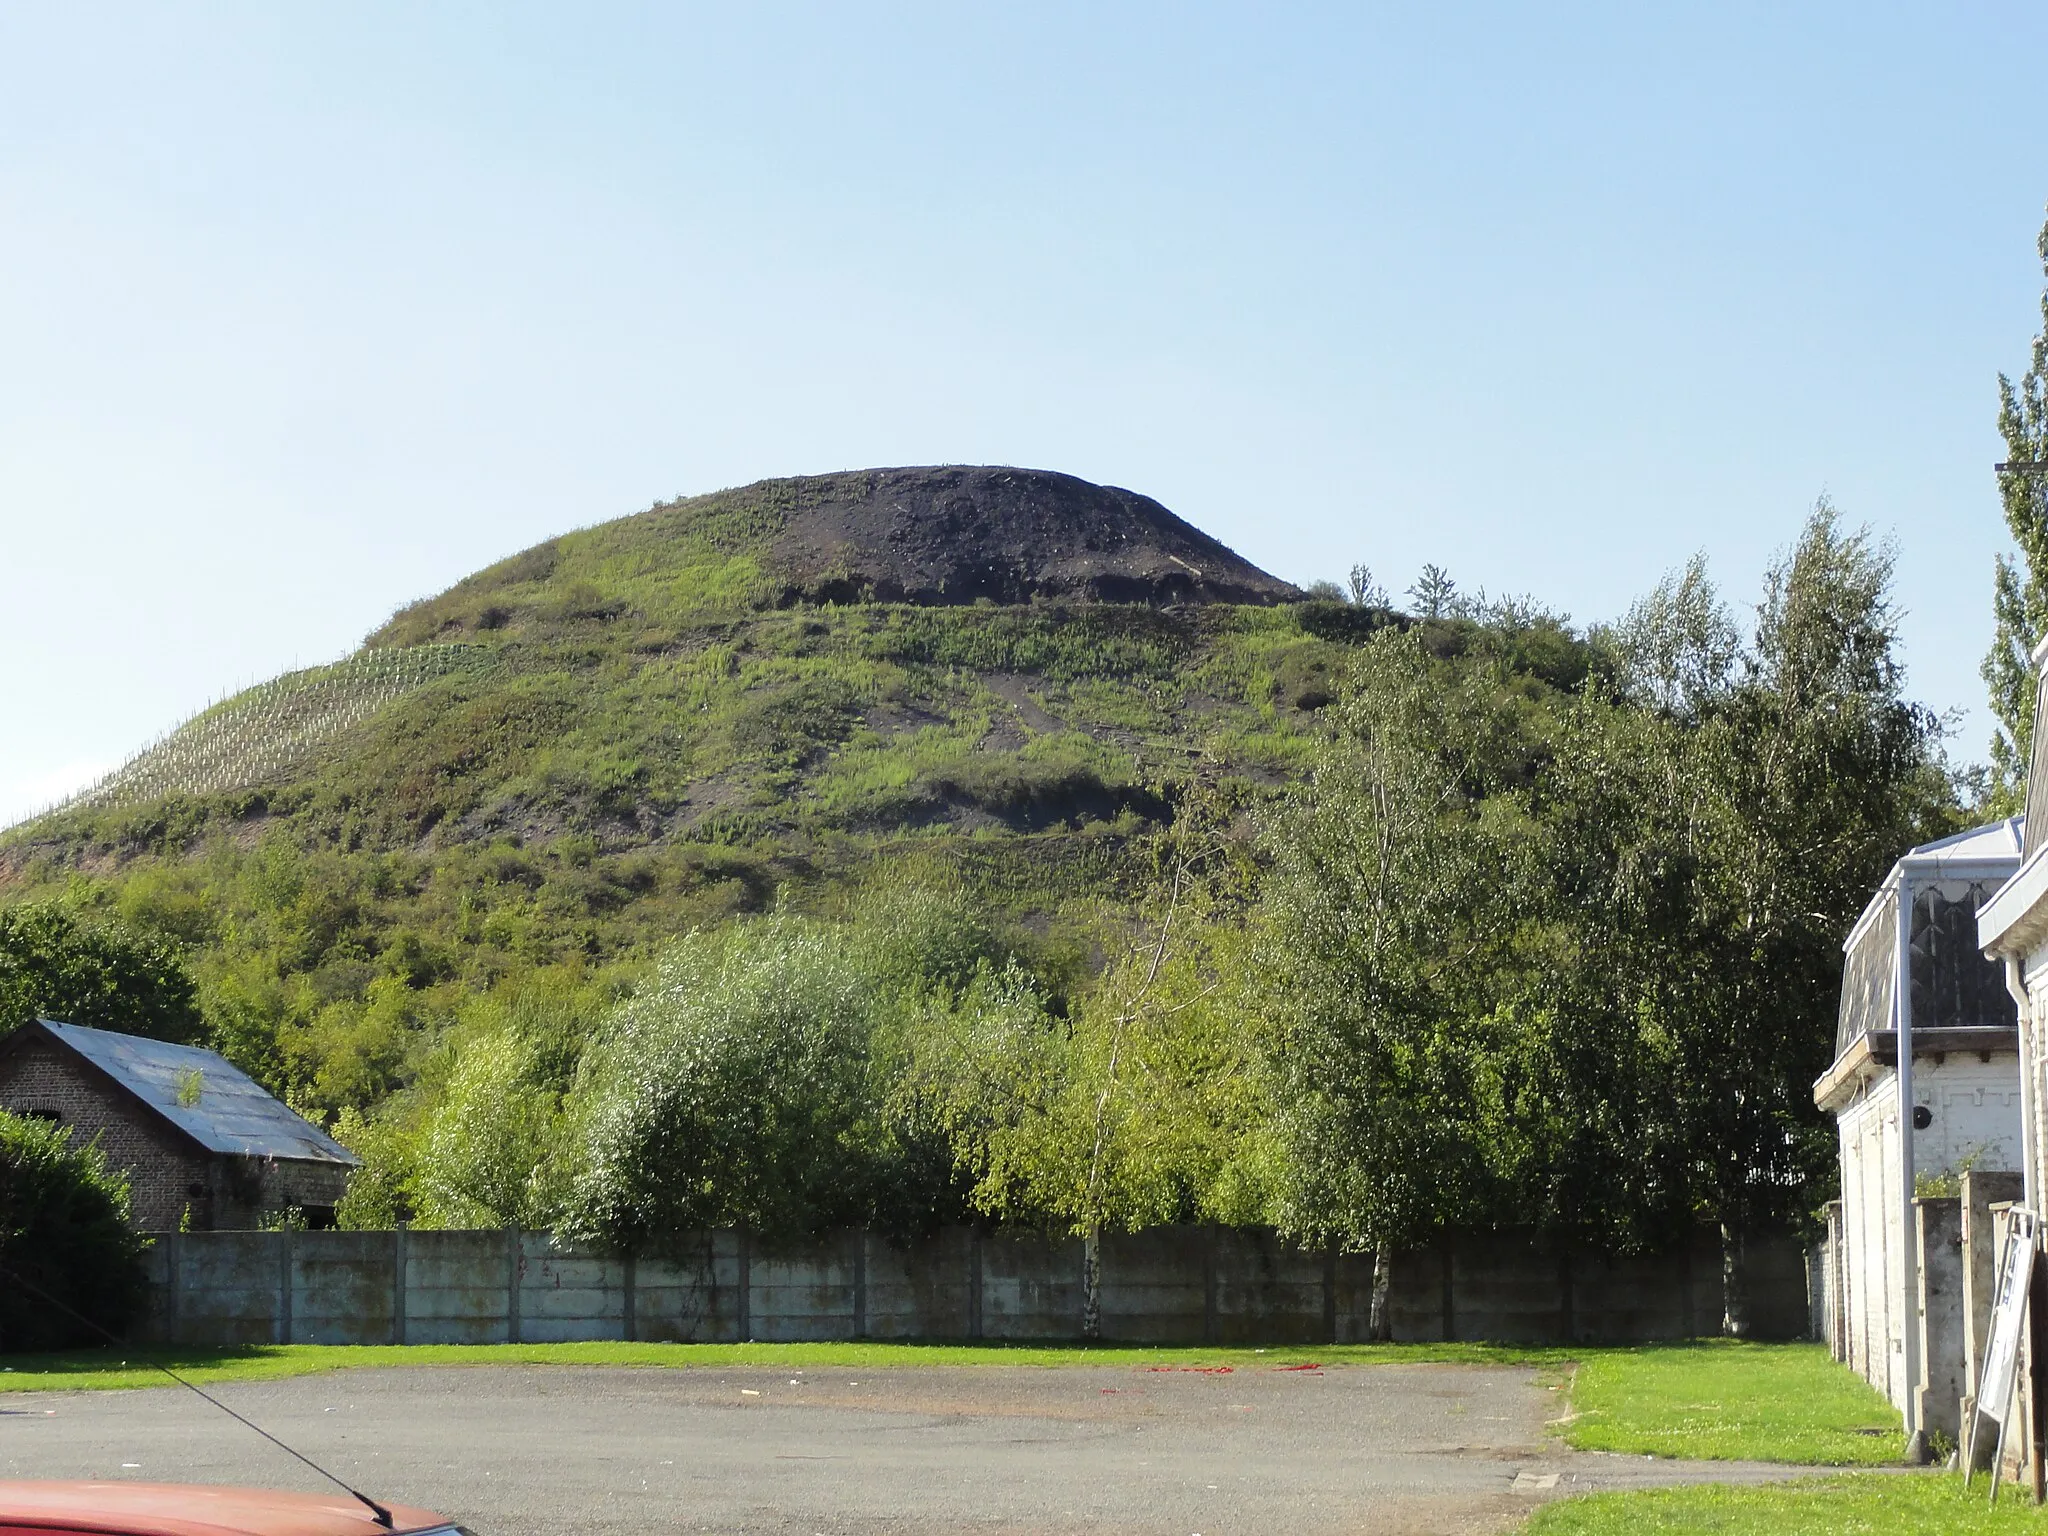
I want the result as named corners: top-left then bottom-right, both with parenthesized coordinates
top-left (0, 1483), bottom-right (450, 1536)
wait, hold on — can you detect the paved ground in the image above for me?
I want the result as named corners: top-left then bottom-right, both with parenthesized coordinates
top-left (3, 1363), bottom-right (1807, 1535)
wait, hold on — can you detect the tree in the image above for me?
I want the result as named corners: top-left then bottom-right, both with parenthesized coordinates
top-left (0, 1109), bottom-right (149, 1351)
top-left (1407, 564), bottom-right (1459, 619)
top-left (1347, 563), bottom-right (1388, 608)
top-left (1551, 506), bottom-right (1949, 1331)
top-left (1608, 555), bottom-right (1739, 716)
top-left (0, 904), bottom-right (204, 1044)
top-left (1262, 510), bottom-right (1951, 1336)
top-left (1257, 631), bottom-right (1539, 1268)
top-left (1984, 208), bottom-right (2048, 804)
top-left (907, 803), bottom-right (1268, 1334)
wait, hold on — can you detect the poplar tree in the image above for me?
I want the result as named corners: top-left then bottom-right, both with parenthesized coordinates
top-left (1984, 209), bottom-right (2048, 802)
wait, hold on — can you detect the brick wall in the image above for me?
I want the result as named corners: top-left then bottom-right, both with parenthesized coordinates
top-left (0, 1034), bottom-right (214, 1229)
top-left (0, 1036), bottom-right (348, 1230)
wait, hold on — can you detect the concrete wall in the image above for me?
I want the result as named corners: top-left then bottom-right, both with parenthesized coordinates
top-left (1819, 1172), bottom-right (2026, 1450)
top-left (136, 1224), bottom-right (1813, 1347)
top-left (1915, 1196), bottom-right (1965, 1441)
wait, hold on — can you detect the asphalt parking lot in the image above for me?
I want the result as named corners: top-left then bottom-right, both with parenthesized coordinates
top-left (4, 1363), bottom-right (1797, 1535)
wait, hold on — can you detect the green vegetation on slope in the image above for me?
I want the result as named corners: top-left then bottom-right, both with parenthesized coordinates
top-left (0, 520), bottom-right (1583, 1128)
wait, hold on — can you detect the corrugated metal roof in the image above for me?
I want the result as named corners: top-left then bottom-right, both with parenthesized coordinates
top-left (1898, 816), bottom-right (2026, 868)
top-left (35, 1019), bottom-right (359, 1166)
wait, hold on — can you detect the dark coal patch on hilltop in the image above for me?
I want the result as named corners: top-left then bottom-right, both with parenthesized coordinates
top-left (763, 465), bottom-right (1302, 607)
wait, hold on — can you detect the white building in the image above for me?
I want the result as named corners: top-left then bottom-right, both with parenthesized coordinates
top-left (1978, 643), bottom-right (2048, 1218)
top-left (1817, 819), bottom-right (2024, 1437)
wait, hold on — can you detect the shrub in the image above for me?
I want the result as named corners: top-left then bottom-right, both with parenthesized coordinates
top-left (330, 1106), bottom-right (418, 1229)
top-left (0, 1110), bottom-right (149, 1352)
top-left (555, 917), bottom-right (882, 1251)
top-left (412, 1031), bottom-right (559, 1228)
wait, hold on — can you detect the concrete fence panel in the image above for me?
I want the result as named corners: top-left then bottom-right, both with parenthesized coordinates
top-left (518, 1233), bottom-right (626, 1343)
top-left (1100, 1226), bottom-right (1209, 1342)
top-left (1451, 1237), bottom-right (1566, 1343)
top-left (1568, 1248), bottom-right (1687, 1344)
top-left (632, 1234), bottom-right (740, 1342)
top-left (405, 1229), bottom-right (515, 1345)
top-left (132, 1223), bottom-right (1815, 1347)
top-left (294, 1230), bottom-right (398, 1346)
top-left (1210, 1229), bottom-right (1331, 1345)
top-left (864, 1228), bottom-right (976, 1340)
top-left (1385, 1246), bottom-right (1455, 1342)
top-left (1743, 1233), bottom-right (1822, 1341)
top-left (751, 1231), bottom-right (859, 1342)
top-left (982, 1230), bottom-right (1084, 1339)
top-left (174, 1231), bottom-right (286, 1347)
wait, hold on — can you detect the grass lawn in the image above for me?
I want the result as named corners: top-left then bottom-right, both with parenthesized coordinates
top-left (1559, 1341), bottom-right (1905, 1465)
top-left (1523, 1474), bottom-right (2042, 1534)
top-left (0, 1338), bottom-right (1565, 1393)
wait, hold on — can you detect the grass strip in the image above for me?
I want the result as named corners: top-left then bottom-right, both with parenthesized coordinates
top-left (0, 1338), bottom-right (1566, 1393)
top-left (1523, 1473), bottom-right (2040, 1534)
top-left (1558, 1342), bottom-right (1904, 1466)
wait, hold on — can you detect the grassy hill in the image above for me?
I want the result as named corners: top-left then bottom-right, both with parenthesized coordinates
top-left (0, 467), bottom-right (1590, 1114)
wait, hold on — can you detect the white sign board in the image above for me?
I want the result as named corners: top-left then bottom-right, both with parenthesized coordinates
top-left (1971, 1208), bottom-right (2038, 1498)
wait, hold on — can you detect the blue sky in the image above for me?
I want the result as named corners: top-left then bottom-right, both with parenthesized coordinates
top-left (3, 3), bottom-right (2046, 825)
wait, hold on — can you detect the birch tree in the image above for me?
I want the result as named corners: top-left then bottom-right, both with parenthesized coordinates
top-left (1984, 209), bottom-right (2048, 803)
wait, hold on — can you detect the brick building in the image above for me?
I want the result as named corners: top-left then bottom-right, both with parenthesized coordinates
top-left (0, 1018), bottom-right (358, 1230)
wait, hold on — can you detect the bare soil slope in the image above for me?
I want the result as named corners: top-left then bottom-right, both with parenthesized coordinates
top-left (761, 464), bottom-right (1303, 606)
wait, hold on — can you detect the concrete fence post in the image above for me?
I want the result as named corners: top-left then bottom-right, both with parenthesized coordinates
top-left (278, 1226), bottom-right (294, 1346)
top-left (1203, 1226), bottom-right (1218, 1346)
top-left (737, 1226), bottom-right (751, 1342)
top-left (164, 1231), bottom-right (182, 1347)
top-left (393, 1222), bottom-right (408, 1346)
top-left (1321, 1248), bottom-right (1337, 1345)
top-left (507, 1225), bottom-right (522, 1345)
top-left (1439, 1244), bottom-right (1456, 1343)
top-left (1558, 1244), bottom-right (1575, 1344)
top-left (1679, 1236), bottom-right (1696, 1339)
top-left (853, 1233), bottom-right (868, 1339)
top-left (623, 1256), bottom-right (636, 1343)
top-left (969, 1231), bottom-right (984, 1340)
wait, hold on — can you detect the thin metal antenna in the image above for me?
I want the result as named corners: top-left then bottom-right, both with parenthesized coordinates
top-left (0, 1264), bottom-right (397, 1529)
